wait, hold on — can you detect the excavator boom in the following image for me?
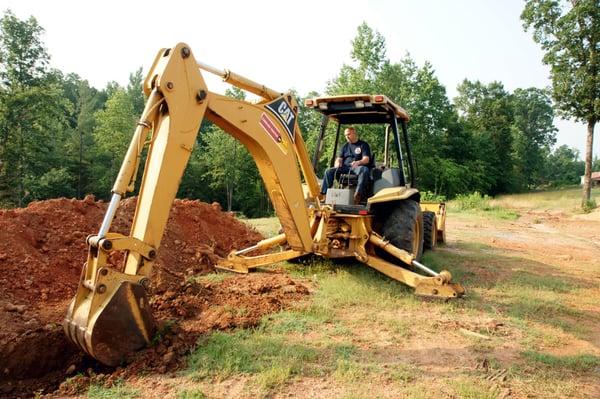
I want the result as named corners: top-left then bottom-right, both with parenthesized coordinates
top-left (64, 43), bottom-right (319, 365)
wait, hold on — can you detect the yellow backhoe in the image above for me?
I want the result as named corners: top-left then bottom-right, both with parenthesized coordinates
top-left (64, 43), bottom-right (464, 366)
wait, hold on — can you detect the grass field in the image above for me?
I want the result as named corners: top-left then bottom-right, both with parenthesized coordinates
top-left (89, 187), bottom-right (600, 398)
top-left (489, 185), bottom-right (598, 212)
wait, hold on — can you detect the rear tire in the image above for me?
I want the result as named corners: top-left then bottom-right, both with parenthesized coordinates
top-left (423, 211), bottom-right (437, 250)
top-left (382, 200), bottom-right (424, 262)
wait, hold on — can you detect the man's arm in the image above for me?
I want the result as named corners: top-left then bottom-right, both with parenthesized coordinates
top-left (350, 156), bottom-right (370, 168)
top-left (335, 143), bottom-right (348, 168)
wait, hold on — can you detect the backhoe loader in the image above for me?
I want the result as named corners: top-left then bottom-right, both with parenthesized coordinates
top-left (64, 43), bottom-right (464, 366)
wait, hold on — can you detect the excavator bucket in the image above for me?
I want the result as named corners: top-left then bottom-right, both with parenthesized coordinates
top-left (64, 281), bottom-right (155, 366)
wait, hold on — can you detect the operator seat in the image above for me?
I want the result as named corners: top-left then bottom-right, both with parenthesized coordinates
top-left (335, 153), bottom-right (382, 195)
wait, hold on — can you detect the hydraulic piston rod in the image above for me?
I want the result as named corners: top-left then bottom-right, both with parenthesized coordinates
top-left (411, 259), bottom-right (439, 277)
top-left (197, 60), bottom-right (282, 101)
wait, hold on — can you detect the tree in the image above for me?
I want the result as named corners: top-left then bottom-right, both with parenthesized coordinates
top-left (90, 69), bottom-right (146, 198)
top-left (59, 72), bottom-right (105, 198)
top-left (454, 80), bottom-right (515, 194)
top-left (327, 22), bottom-right (387, 96)
top-left (92, 86), bottom-right (137, 196)
top-left (178, 87), bottom-right (273, 217)
top-left (325, 24), bottom-right (390, 173)
top-left (0, 10), bottom-right (48, 87)
top-left (296, 91), bottom-right (321, 146)
top-left (327, 23), bottom-right (486, 198)
top-left (127, 67), bottom-right (145, 115)
top-left (0, 10), bottom-right (70, 206)
top-left (522, 0), bottom-right (600, 206)
top-left (511, 88), bottom-right (557, 189)
top-left (544, 145), bottom-right (584, 185)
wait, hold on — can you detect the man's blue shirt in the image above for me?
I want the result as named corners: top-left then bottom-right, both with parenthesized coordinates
top-left (338, 140), bottom-right (371, 167)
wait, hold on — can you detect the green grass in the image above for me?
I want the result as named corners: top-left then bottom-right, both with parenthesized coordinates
top-left (87, 381), bottom-right (139, 399)
top-left (492, 186), bottom-right (600, 212)
top-left (185, 328), bottom-right (361, 386)
top-left (254, 365), bottom-right (293, 390)
top-left (450, 191), bottom-right (519, 220)
top-left (190, 272), bottom-right (229, 284)
top-left (421, 237), bottom-right (596, 350)
top-left (505, 270), bottom-right (576, 293)
top-left (333, 359), bottom-right (384, 382)
top-left (517, 322), bottom-right (563, 348)
top-left (259, 306), bottom-right (332, 334)
top-left (521, 351), bottom-right (600, 373)
top-left (451, 378), bottom-right (500, 399)
top-left (176, 389), bottom-right (207, 399)
top-left (306, 264), bottom-right (416, 311)
top-left (583, 198), bottom-right (597, 213)
top-left (386, 363), bottom-right (418, 383)
top-left (240, 217), bottom-right (281, 237)
top-left (187, 330), bottom-right (319, 380)
top-left (384, 318), bottom-right (412, 338)
top-left (183, 260), bottom-right (426, 393)
top-left (420, 242), bottom-right (495, 286)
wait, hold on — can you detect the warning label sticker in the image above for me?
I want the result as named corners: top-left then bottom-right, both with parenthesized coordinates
top-left (259, 113), bottom-right (282, 143)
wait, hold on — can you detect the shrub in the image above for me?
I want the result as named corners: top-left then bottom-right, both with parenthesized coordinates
top-left (582, 199), bottom-right (597, 213)
top-left (453, 192), bottom-right (492, 211)
top-left (420, 191), bottom-right (447, 202)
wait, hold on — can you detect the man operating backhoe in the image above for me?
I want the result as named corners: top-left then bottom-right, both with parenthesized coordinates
top-left (320, 126), bottom-right (371, 203)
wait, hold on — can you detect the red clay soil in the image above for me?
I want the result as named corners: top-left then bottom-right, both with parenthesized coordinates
top-left (0, 196), bottom-right (309, 397)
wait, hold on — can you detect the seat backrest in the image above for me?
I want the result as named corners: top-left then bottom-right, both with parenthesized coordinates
top-left (373, 167), bottom-right (402, 194)
top-left (368, 152), bottom-right (376, 169)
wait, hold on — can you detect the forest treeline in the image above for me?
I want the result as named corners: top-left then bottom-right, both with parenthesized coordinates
top-left (0, 11), bottom-right (597, 216)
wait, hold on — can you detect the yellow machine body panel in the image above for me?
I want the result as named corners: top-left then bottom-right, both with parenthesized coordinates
top-left (307, 94), bottom-right (411, 121)
top-left (367, 186), bottom-right (420, 205)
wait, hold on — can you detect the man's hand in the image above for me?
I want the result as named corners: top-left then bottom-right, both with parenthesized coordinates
top-left (351, 156), bottom-right (368, 168)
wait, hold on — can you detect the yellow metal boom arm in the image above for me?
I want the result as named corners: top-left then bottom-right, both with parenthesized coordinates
top-left (64, 43), bottom-right (320, 365)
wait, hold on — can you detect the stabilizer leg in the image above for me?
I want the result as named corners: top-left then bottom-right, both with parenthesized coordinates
top-left (366, 233), bottom-right (465, 298)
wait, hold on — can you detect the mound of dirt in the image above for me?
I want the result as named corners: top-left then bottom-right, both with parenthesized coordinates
top-left (0, 196), bottom-right (309, 397)
top-left (0, 196), bottom-right (261, 305)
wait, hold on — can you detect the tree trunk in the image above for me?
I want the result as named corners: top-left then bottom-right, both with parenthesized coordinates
top-left (581, 120), bottom-right (595, 206)
top-left (226, 183), bottom-right (233, 212)
top-left (78, 127), bottom-right (83, 199)
top-left (18, 123), bottom-right (23, 208)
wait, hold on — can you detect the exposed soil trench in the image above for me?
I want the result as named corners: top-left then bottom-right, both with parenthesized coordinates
top-left (0, 197), bottom-right (309, 397)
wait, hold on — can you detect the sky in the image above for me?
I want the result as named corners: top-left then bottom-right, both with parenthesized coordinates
top-left (3, 0), bottom-right (598, 157)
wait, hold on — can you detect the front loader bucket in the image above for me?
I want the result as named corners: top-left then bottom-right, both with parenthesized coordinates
top-left (64, 281), bottom-right (155, 366)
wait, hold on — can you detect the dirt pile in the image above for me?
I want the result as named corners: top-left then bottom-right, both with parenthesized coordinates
top-left (0, 196), bottom-right (261, 305)
top-left (0, 197), bottom-right (309, 397)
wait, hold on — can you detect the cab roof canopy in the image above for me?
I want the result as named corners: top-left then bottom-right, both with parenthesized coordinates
top-left (305, 94), bottom-right (410, 124)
